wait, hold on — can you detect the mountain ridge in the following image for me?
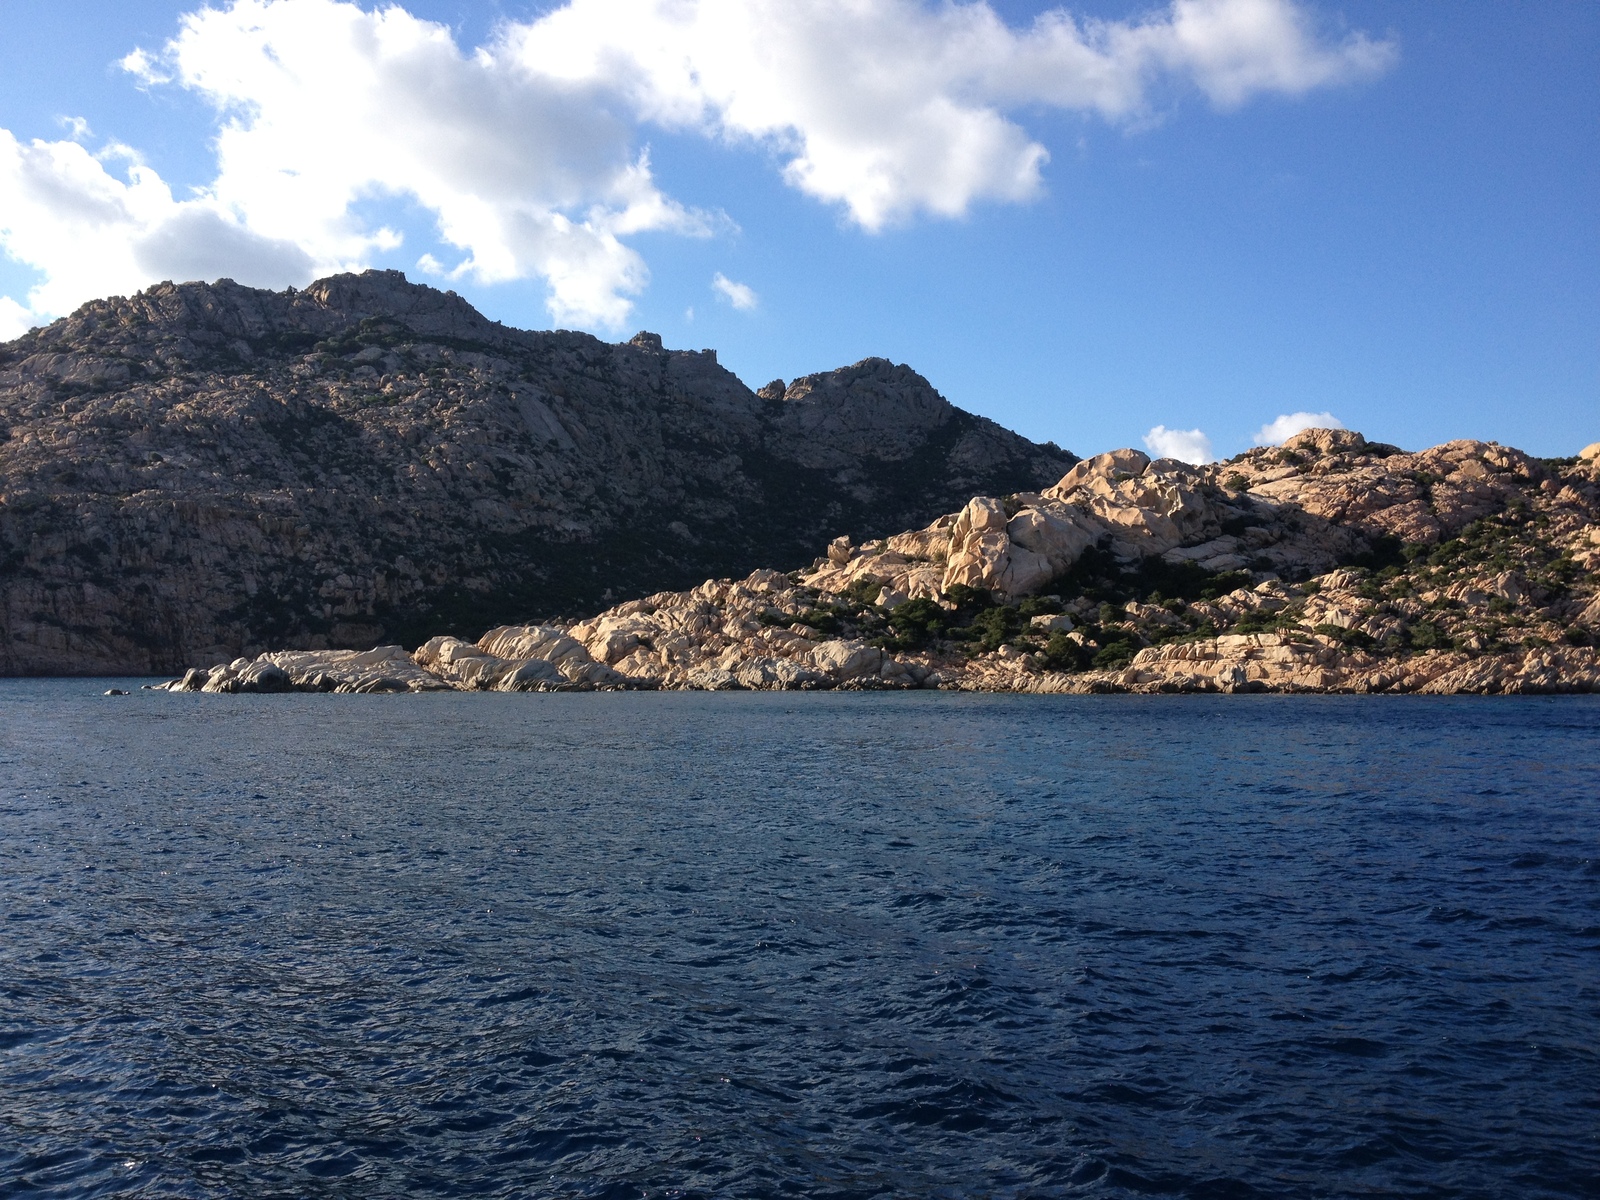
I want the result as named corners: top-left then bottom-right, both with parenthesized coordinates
top-left (0, 271), bottom-right (1075, 674)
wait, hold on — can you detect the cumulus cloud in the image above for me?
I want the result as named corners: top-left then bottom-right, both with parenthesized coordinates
top-left (0, 295), bottom-right (33, 341)
top-left (134, 0), bottom-right (712, 327)
top-left (0, 0), bottom-right (1395, 330)
top-left (1144, 424), bottom-right (1215, 464)
top-left (0, 129), bottom-right (315, 332)
top-left (1254, 410), bottom-right (1346, 445)
top-left (518, 0), bottom-right (1394, 230)
top-left (711, 272), bottom-right (758, 311)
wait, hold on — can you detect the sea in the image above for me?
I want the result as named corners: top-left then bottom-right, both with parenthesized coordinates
top-left (1, 682), bottom-right (1596, 1199)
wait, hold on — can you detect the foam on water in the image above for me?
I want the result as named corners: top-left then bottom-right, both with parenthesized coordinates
top-left (1, 684), bottom-right (1597, 1198)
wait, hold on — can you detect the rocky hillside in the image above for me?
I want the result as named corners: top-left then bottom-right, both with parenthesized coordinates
top-left (171, 428), bottom-right (1600, 696)
top-left (0, 271), bottom-right (1074, 674)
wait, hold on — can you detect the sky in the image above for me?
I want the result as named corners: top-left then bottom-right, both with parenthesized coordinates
top-left (0, 0), bottom-right (1594, 461)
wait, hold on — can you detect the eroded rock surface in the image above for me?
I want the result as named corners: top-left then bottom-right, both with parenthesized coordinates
top-left (185, 645), bottom-right (450, 694)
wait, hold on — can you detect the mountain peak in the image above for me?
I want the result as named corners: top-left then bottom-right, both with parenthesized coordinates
top-left (0, 276), bottom-right (1075, 673)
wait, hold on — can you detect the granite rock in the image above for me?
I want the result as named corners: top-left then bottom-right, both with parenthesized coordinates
top-left (151, 418), bottom-right (1600, 695)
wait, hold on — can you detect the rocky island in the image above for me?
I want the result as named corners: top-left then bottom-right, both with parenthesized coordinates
top-left (4, 271), bottom-right (1596, 694)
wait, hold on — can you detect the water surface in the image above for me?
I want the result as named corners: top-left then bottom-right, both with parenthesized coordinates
top-left (2, 684), bottom-right (1597, 1198)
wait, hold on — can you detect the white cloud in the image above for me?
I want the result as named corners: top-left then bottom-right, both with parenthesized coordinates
top-left (1144, 424), bottom-right (1215, 464)
top-left (0, 0), bottom-right (1394, 331)
top-left (141, 0), bottom-right (713, 328)
top-left (0, 129), bottom-right (314, 331)
top-left (516, 0), bottom-right (1395, 229)
top-left (1, 0), bottom-right (709, 330)
top-left (119, 48), bottom-right (170, 86)
top-left (711, 272), bottom-right (757, 311)
top-left (1254, 410), bottom-right (1346, 445)
top-left (1112, 0), bottom-right (1397, 110)
top-left (0, 295), bottom-right (34, 341)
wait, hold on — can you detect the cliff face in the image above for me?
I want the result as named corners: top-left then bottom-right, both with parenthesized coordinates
top-left (0, 271), bottom-right (1074, 674)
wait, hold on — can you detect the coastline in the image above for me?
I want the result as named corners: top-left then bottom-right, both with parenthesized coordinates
top-left (21, 426), bottom-right (1599, 695)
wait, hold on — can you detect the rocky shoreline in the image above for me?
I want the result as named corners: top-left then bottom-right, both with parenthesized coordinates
top-left (160, 428), bottom-right (1600, 696)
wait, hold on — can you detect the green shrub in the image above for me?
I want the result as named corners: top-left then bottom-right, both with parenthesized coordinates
top-left (1092, 639), bottom-right (1140, 670)
top-left (1042, 631), bottom-right (1091, 671)
top-left (1350, 535), bottom-right (1407, 572)
top-left (840, 577), bottom-right (884, 607)
top-left (1199, 571), bottom-right (1253, 600)
top-left (794, 607), bottom-right (843, 637)
top-left (1312, 623), bottom-right (1376, 650)
top-left (1234, 608), bottom-right (1304, 635)
top-left (942, 584), bottom-right (994, 618)
top-left (967, 605), bottom-right (1023, 652)
top-left (881, 597), bottom-right (950, 649)
top-left (1045, 540), bottom-right (1268, 607)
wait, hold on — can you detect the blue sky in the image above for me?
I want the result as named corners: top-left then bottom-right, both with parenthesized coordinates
top-left (0, 0), bottom-right (1594, 460)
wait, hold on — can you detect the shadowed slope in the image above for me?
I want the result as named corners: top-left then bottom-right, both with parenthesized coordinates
top-left (0, 271), bottom-right (1075, 673)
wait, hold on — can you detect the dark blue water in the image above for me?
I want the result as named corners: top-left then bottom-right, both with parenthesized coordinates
top-left (1, 684), bottom-right (1597, 1199)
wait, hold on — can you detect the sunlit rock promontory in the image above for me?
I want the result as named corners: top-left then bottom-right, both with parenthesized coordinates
top-left (169, 429), bottom-right (1600, 696)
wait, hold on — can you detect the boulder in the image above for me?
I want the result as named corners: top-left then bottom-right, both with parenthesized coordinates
top-left (188, 645), bottom-right (453, 693)
top-left (496, 659), bottom-right (568, 690)
top-left (1283, 427), bottom-right (1368, 456)
top-left (233, 661), bottom-right (292, 693)
top-left (806, 638), bottom-right (886, 680)
top-left (477, 624), bottom-right (593, 667)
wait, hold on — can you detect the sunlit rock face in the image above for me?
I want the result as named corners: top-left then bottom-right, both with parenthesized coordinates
top-left (164, 423), bottom-right (1600, 696)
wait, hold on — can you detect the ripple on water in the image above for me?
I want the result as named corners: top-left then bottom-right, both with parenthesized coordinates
top-left (0, 685), bottom-right (1597, 1198)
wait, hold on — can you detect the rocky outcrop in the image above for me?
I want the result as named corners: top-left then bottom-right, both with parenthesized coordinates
top-left (181, 645), bottom-right (451, 694)
top-left (1024, 635), bottom-right (1600, 695)
top-left (0, 271), bottom-right (1074, 675)
top-left (169, 567), bottom-right (945, 694)
top-left (798, 428), bottom-right (1591, 604)
top-left (162, 427), bottom-right (1600, 696)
